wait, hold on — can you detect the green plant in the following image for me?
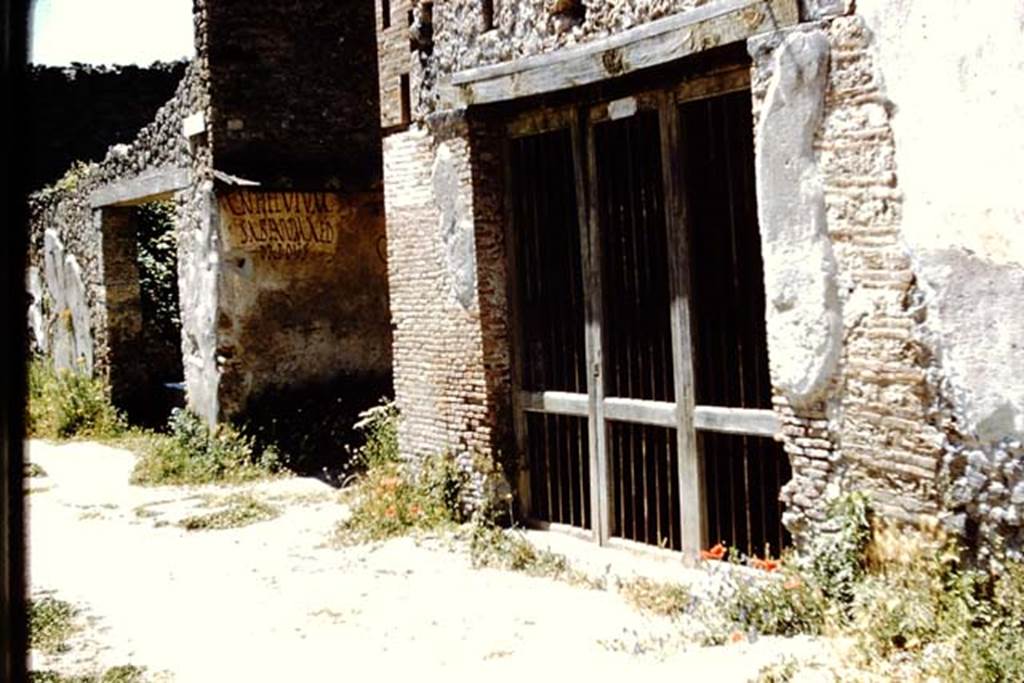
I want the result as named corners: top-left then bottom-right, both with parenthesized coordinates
top-left (27, 358), bottom-right (125, 440)
top-left (25, 462), bottom-right (47, 478)
top-left (844, 520), bottom-right (1024, 681)
top-left (720, 564), bottom-right (827, 639)
top-left (28, 595), bottom-right (80, 654)
top-left (349, 400), bottom-right (399, 472)
top-left (466, 519), bottom-right (598, 587)
top-left (333, 403), bottom-right (468, 545)
top-left (178, 492), bottom-right (280, 530)
top-left (804, 492), bottom-right (872, 609)
top-left (333, 453), bottom-right (466, 545)
top-left (131, 408), bottom-right (280, 486)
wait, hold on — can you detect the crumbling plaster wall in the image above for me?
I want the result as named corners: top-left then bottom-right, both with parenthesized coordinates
top-left (213, 189), bottom-right (392, 418)
top-left (198, 0), bottom-right (391, 421)
top-left (852, 0), bottom-right (1024, 558)
top-left (753, 1), bottom-right (1024, 556)
top-left (32, 0), bottom-right (392, 428)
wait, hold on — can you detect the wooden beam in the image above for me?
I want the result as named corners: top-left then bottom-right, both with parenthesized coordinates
top-left (519, 390), bottom-right (589, 417)
top-left (603, 397), bottom-right (677, 428)
top-left (693, 406), bottom-right (780, 437)
top-left (445, 0), bottom-right (798, 108)
top-left (579, 112), bottom-right (610, 545)
top-left (660, 93), bottom-right (706, 564)
top-left (503, 135), bottom-right (532, 521)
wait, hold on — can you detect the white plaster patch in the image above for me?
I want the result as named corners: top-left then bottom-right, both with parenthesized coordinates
top-left (432, 142), bottom-right (478, 311)
top-left (41, 230), bottom-right (93, 374)
top-left (755, 29), bottom-right (842, 405)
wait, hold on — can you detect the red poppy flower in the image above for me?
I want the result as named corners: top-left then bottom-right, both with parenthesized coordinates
top-left (700, 543), bottom-right (726, 561)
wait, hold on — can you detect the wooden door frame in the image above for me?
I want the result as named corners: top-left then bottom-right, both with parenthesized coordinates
top-left (503, 64), bottom-right (783, 563)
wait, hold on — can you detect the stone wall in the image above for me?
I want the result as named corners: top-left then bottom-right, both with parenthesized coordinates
top-left (26, 62), bottom-right (188, 192)
top-left (29, 0), bottom-right (391, 437)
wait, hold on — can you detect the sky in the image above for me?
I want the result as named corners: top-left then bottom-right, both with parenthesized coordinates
top-left (29, 0), bottom-right (195, 66)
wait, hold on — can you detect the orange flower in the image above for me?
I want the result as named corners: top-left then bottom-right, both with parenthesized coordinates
top-left (700, 543), bottom-right (726, 561)
top-left (729, 630), bottom-right (745, 643)
top-left (783, 577), bottom-right (802, 590)
top-left (385, 505), bottom-right (397, 518)
top-left (751, 558), bottom-right (781, 572)
top-left (410, 504), bottom-right (422, 517)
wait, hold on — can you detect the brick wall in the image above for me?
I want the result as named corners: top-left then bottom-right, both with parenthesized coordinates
top-left (205, 0), bottom-right (381, 190)
top-left (375, 0), bottom-right (414, 129)
top-left (382, 113), bottom-right (512, 493)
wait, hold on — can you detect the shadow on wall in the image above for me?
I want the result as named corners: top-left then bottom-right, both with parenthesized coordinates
top-left (240, 372), bottom-right (394, 481)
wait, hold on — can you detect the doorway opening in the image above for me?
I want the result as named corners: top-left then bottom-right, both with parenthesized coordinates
top-left (100, 200), bottom-right (184, 428)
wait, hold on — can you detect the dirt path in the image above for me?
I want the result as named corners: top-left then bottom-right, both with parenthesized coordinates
top-left (26, 439), bottom-right (816, 682)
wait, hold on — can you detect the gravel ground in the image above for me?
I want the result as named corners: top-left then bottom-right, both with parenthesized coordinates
top-left (26, 439), bottom-right (822, 682)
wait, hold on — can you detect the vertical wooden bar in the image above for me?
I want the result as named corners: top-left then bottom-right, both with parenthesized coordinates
top-left (575, 111), bottom-right (609, 545)
top-left (501, 135), bottom-right (532, 521)
top-left (660, 93), bottom-right (705, 563)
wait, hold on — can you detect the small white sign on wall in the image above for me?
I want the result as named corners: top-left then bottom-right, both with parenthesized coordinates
top-left (607, 97), bottom-right (638, 120)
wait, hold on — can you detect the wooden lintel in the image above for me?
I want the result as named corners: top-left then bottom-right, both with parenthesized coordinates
top-left (693, 406), bottom-right (780, 437)
top-left (519, 390), bottom-right (589, 417)
top-left (445, 0), bottom-right (798, 108)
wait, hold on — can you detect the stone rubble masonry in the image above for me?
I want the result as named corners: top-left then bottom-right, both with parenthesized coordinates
top-left (30, 0), bottom-right (390, 427)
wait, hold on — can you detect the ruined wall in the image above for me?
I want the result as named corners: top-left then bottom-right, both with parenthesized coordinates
top-left (752, 1), bottom-right (1024, 558)
top-left (382, 113), bottom-right (512, 491)
top-left (27, 59), bottom-right (210, 395)
top-left (854, 0), bottom-right (1024, 559)
top-left (750, 18), bottom-right (945, 541)
top-left (26, 62), bottom-right (188, 192)
top-left (204, 0), bottom-right (381, 189)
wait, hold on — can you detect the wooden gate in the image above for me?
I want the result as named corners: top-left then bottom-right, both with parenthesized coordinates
top-left (505, 69), bottom-right (790, 560)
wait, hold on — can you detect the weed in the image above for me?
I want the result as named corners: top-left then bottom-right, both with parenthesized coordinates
top-left (333, 454), bottom-right (466, 544)
top-left (618, 577), bottom-right (690, 616)
top-left (178, 492), bottom-right (280, 530)
top-left (30, 665), bottom-right (146, 683)
top-left (131, 409), bottom-right (280, 486)
top-left (26, 462), bottom-right (48, 478)
top-left (333, 402), bottom-right (470, 545)
top-left (756, 656), bottom-right (799, 683)
top-left (466, 520), bottom-right (599, 587)
top-left (28, 359), bottom-right (125, 440)
top-left (28, 595), bottom-right (80, 654)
